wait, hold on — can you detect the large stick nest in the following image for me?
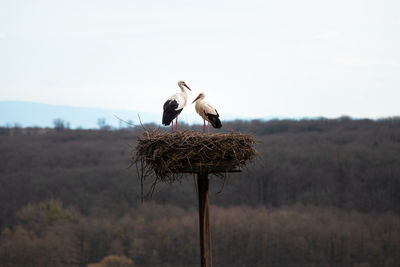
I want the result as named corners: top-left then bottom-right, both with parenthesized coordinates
top-left (132, 130), bottom-right (257, 184)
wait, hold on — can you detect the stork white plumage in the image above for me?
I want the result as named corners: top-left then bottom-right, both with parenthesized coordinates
top-left (162, 80), bottom-right (191, 132)
top-left (192, 93), bottom-right (222, 133)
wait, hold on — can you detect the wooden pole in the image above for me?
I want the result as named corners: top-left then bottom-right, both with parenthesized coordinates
top-left (197, 172), bottom-right (212, 267)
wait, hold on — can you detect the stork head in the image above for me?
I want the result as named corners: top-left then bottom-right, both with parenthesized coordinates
top-left (192, 93), bottom-right (205, 103)
top-left (178, 80), bottom-right (191, 91)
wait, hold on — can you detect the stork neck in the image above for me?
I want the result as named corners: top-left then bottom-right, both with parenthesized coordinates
top-left (179, 84), bottom-right (187, 93)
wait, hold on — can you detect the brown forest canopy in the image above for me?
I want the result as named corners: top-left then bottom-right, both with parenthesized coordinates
top-left (1, 117), bottom-right (399, 224)
top-left (0, 117), bottom-right (400, 266)
top-left (1, 201), bottom-right (399, 266)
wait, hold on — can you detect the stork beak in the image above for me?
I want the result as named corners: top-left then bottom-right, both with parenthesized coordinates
top-left (192, 95), bottom-right (201, 104)
top-left (184, 83), bottom-right (191, 91)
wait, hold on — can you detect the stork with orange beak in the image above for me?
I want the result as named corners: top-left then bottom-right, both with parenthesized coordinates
top-left (162, 80), bottom-right (191, 132)
top-left (192, 93), bottom-right (222, 133)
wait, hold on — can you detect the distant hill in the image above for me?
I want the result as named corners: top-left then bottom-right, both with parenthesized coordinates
top-left (0, 101), bottom-right (193, 129)
top-left (0, 101), bottom-right (164, 128)
top-left (0, 101), bottom-right (269, 129)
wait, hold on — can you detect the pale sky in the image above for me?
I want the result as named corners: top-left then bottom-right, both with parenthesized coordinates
top-left (1, 0), bottom-right (399, 120)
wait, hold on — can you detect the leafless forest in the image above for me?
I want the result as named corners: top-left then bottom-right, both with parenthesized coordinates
top-left (0, 118), bottom-right (400, 266)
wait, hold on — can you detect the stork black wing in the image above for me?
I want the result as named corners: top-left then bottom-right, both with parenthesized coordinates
top-left (204, 110), bottom-right (222, 128)
top-left (162, 99), bottom-right (183, 126)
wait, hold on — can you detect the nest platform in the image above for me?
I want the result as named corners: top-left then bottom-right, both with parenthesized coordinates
top-left (133, 130), bottom-right (257, 182)
top-left (132, 130), bottom-right (257, 267)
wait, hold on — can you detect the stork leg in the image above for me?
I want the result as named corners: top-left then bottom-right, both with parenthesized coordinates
top-left (171, 120), bottom-right (174, 133)
top-left (208, 121), bottom-right (210, 134)
top-left (203, 120), bottom-right (206, 133)
top-left (176, 117), bottom-right (178, 132)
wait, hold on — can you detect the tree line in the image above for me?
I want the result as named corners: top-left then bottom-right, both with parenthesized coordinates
top-left (1, 200), bottom-right (399, 266)
top-left (1, 117), bottom-right (400, 266)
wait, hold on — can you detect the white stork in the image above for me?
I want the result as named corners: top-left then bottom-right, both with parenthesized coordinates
top-left (162, 80), bottom-right (192, 132)
top-left (192, 93), bottom-right (222, 133)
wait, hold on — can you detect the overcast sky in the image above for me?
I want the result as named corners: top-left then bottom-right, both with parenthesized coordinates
top-left (1, 0), bottom-right (399, 121)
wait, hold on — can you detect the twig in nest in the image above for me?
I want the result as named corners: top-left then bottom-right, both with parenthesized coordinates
top-left (216, 176), bottom-right (228, 194)
top-left (114, 114), bottom-right (136, 127)
top-left (137, 114), bottom-right (149, 131)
